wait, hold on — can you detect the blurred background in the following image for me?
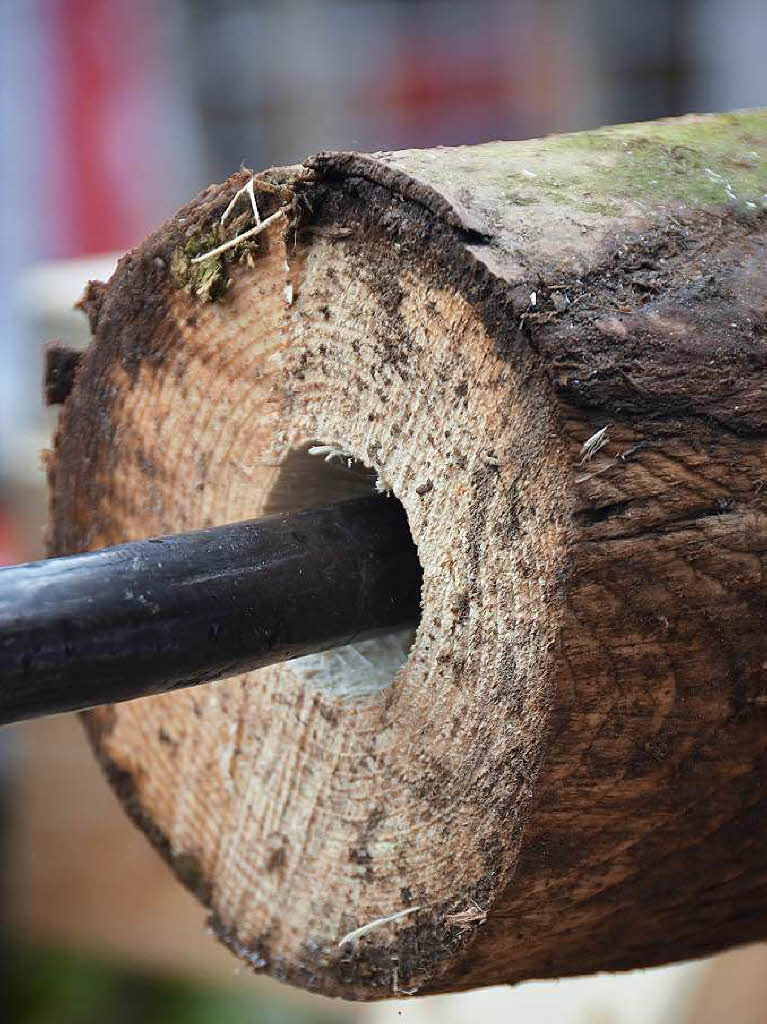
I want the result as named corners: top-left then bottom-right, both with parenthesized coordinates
top-left (1, 1), bottom-right (765, 1021)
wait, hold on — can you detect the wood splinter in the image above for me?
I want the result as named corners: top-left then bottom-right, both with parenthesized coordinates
top-left (47, 111), bottom-right (766, 999)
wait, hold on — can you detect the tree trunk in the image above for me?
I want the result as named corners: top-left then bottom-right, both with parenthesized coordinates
top-left (47, 111), bottom-right (767, 1000)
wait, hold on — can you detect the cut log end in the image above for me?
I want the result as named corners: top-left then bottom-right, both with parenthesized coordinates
top-left (48, 112), bottom-right (767, 999)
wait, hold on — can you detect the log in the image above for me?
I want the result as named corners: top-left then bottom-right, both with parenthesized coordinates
top-left (47, 111), bottom-right (767, 999)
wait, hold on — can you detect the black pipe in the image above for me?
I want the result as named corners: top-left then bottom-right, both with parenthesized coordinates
top-left (0, 496), bottom-right (421, 725)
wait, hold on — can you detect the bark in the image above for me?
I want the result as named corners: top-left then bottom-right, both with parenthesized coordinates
top-left (43, 342), bottom-right (82, 406)
top-left (48, 111), bottom-right (767, 999)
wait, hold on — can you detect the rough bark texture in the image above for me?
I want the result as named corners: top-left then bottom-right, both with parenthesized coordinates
top-left (47, 111), bottom-right (767, 999)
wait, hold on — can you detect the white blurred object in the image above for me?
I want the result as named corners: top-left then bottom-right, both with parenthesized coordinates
top-left (365, 961), bottom-right (708, 1024)
top-left (15, 253), bottom-right (121, 349)
top-left (7, 253), bottom-right (120, 489)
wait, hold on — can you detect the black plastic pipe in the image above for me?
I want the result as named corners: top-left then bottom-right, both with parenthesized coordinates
top-left (0, 496), bottom-right (421, 725)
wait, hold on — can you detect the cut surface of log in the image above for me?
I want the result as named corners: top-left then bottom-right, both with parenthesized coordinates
top-left (48, 111), bottom-right (767, 999)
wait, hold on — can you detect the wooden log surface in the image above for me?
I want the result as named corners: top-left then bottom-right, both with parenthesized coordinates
top-left (47, 111), bottom-right (766, 999)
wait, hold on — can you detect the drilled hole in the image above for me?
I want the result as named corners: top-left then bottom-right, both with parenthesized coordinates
top-left (263, 442), bottom-right (421, 698)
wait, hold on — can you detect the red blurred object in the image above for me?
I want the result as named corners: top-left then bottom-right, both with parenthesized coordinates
top-left (381, 41), bottom-right (510, 118)
top-left (48, 0), bottom-right (163, 257)
top-left (357, 9), bottom-right (575, 149)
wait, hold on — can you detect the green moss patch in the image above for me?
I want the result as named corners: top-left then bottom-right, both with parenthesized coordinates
top-left (170, 227), bottom-right (228, 302)
top-left (407, 110), bottom-right (767, 221)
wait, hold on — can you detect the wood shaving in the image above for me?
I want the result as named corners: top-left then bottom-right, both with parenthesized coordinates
top-left (338, 906), bottom-right (421, 948)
